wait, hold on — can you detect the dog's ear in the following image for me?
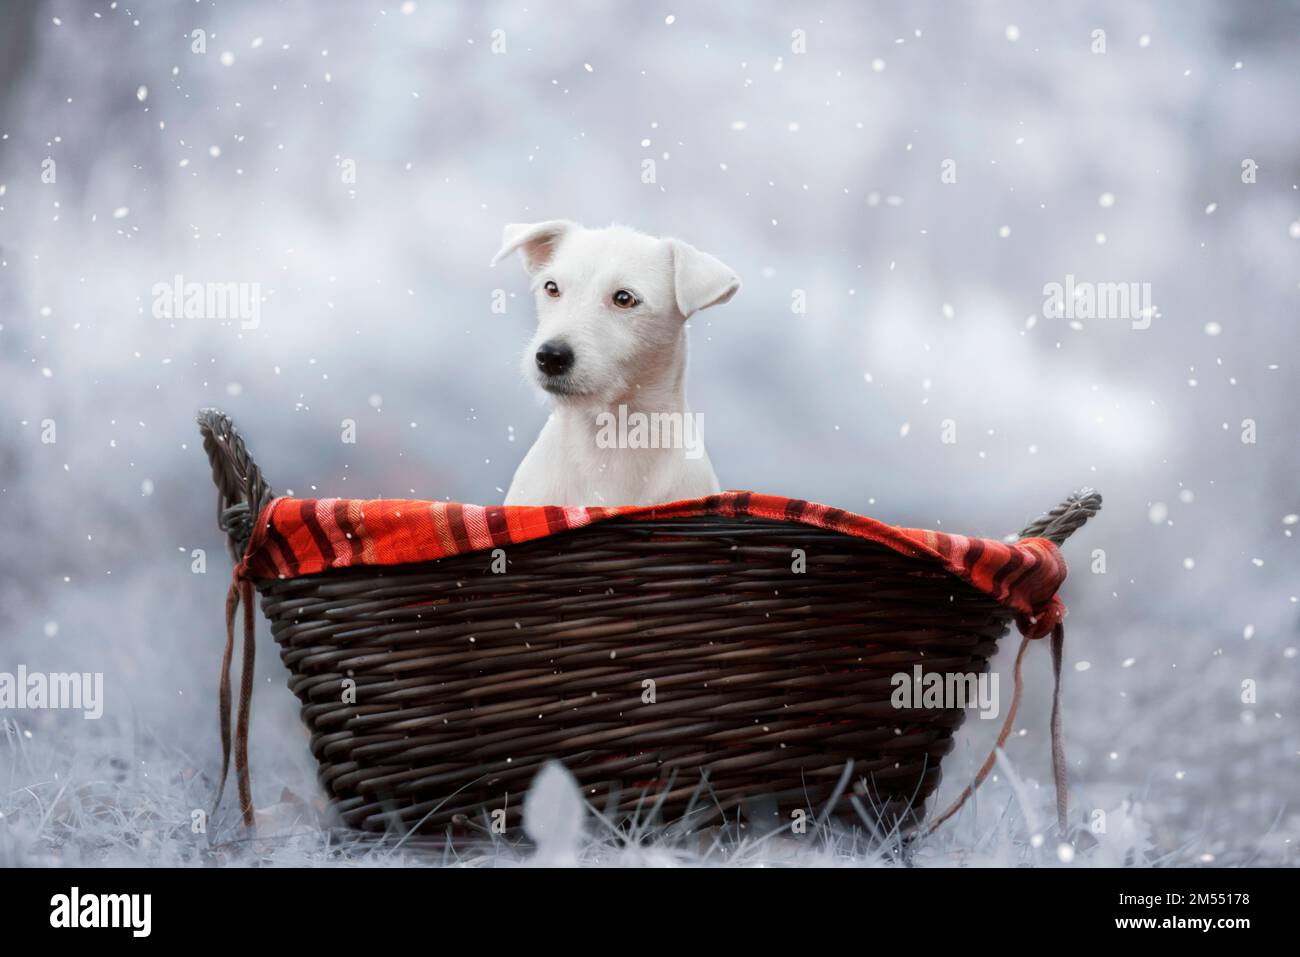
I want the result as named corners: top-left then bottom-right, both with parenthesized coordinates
top-left (492, 220), bottom-right (576, 273)
top-left (667, 239), bottom-right (740, 318)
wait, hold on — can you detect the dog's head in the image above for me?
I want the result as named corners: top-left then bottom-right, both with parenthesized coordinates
top-left (493, 221), bottom-right (740, 404)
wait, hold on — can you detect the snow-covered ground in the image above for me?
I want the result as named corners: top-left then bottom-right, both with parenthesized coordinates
top-left (1, 1), bottom-right (1297, 867)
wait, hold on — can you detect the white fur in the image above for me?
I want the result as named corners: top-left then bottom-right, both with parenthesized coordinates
top-left (495, 221), bottom-right (740, 507)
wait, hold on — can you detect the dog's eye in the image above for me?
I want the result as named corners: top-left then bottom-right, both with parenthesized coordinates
top-left (543, 280), bottom-right (560, 298)
top-left (611, 289), bottom-right (639, 309)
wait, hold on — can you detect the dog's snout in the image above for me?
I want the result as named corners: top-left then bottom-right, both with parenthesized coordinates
top-left (535, 340), bottom-right (575, 377)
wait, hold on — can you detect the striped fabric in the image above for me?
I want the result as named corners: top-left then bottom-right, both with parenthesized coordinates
top-left (235, 491), bottom-right (1068, 639)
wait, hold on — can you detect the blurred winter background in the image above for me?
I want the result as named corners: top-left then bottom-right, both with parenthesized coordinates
top-left (1, 0), bottom-right (1296, 867)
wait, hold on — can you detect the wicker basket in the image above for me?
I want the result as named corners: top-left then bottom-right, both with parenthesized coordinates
top-left (199, 410), bottom-right (1099, 837)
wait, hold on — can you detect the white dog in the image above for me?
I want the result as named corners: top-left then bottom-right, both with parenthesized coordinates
top-left (495, 220), bottom-right (740, 507)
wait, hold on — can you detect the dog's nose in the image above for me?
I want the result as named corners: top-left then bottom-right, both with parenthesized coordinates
top-left (535, 341), bottom-right (574, 376)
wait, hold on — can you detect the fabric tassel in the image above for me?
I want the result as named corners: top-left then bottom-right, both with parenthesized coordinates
top-left (212, 576), bottom-right (257, 829)
top-left (926, 624), bottom-right (1069, 837)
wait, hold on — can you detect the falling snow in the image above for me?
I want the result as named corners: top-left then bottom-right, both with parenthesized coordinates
top-left (0, 1), bottom-right (1294, 870)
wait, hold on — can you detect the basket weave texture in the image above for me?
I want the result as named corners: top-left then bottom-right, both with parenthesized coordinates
top-left (198, 410), bottom-right (1099, 835)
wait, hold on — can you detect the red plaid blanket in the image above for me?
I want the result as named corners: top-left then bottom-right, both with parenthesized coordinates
top-left (236, 491), bottom-right (1068, 638)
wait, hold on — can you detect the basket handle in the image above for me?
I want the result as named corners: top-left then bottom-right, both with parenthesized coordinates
top-left (197, 409), bottom-right (273, 561)
top-left (1016, 489), bottom-right (1101, 546)
top-left (931, 489), bottom-right (1100, 836)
